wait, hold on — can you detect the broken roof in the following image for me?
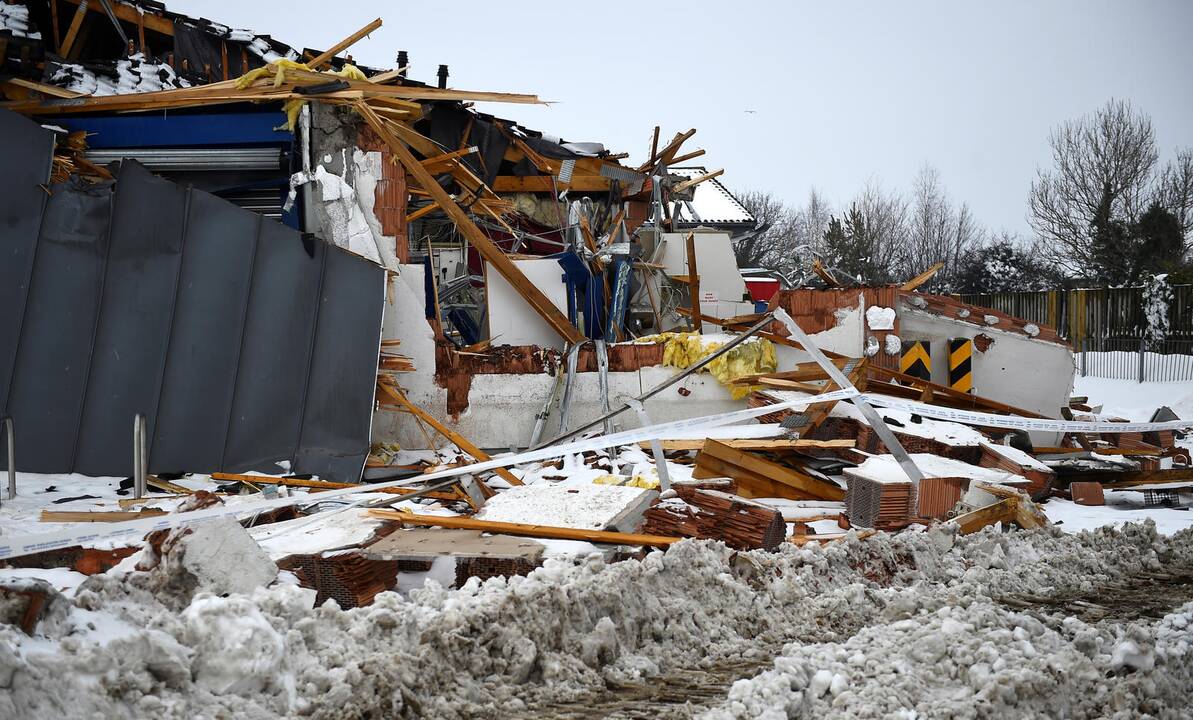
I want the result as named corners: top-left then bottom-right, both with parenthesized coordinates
top-left (670, 166), bottom-right (756, 227)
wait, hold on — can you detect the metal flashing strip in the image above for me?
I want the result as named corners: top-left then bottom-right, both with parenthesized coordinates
top-left (860, 395), bottom-right (1193, 434)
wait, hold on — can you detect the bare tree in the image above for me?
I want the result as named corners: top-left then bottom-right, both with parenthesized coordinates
top-left (793, 188), bottom-right (832, 258)
top-left (734, 189), bottom-right (797, 271)
top-left (1158, 148), bottom-right (1193, 247)
top-left (904, 165), bottom-right (984, 290)
top-left (1028, 99), bottom-right (1159, 275)
top-left (822, 181), bottom-right (908, 284)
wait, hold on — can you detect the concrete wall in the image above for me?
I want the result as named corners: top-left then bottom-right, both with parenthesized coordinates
top-left (898, 307), bottom-right (1075, 445)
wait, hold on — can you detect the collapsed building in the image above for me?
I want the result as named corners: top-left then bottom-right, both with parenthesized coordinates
top-left (1, 6), bottom-right (1192, 695)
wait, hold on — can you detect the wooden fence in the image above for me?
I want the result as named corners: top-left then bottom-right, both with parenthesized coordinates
top-left (957, 285), bottom-right (1193, 382)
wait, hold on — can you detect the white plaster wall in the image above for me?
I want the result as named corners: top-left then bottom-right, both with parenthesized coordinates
top-left (485, 258), bottom-right (570, 348)
top-left (898, 308), bottom-right (1075, 445)
top-left (372, 264), bottom-right (747, 450)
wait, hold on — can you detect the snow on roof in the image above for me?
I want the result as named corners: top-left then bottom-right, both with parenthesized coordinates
top-left (850, 454), bottom-right (1020, 485)
top-left (670, 167), bottom-right (755, 226)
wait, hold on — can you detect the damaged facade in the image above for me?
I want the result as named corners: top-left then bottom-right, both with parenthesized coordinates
top-left (1, 4), bottom-right (1193, 718)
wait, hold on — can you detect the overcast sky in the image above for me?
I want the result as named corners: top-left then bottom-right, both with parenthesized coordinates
top-left (168, 0), bottom-right (1193, 238)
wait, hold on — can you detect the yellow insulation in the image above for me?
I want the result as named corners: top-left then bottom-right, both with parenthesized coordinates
top-left (234, 60), bottom-right (375, 130)
top-left (637, 332), bottom-right (776, 400)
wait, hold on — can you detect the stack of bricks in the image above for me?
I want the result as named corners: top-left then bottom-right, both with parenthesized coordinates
top-left (915, 476), bottom-right (968, 519)
top-left (978, 444), bottom-right (1056, 500)
top-left (455, 556), bottom-right (541, 586)
top-left (842, 473), bottom-right (915, 530)
top-left (855, 424), bottom-right (982, 464)
top-left (642, 486), bottom-right (786, 550)
top-left (280, 552), bottom-right (398, 609)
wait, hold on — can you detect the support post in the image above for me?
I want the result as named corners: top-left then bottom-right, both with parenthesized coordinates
top-left (3, 417), bottom-right (13, 503)
top-left (133, 414), bottom-right (147, 500)
top-left (1138, 336), bottom-right (1146, 383)
top-left (623, 397), bottom-right (671, 491)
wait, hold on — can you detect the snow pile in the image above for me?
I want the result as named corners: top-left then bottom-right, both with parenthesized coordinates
top-left (708, 597), bottom-right (1192, 719)
top-left (3, 521), bottom-right (1193, 718)
top-left (864, 306), bottom-right (894, 331)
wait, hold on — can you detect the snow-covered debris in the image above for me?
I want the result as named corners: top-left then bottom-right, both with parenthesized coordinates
top-left (475, 483), bottom-right (656, 530)
top-left (140, 519), bottom-right (277, 601)
top-left (865, 306), bottom-right (895, 330)
top-left (0, 3), bottom-right (40, 39)
top-left (47, 55), bottom-right (191, 97)
top-left (864, 335), bottom-right (879, 357)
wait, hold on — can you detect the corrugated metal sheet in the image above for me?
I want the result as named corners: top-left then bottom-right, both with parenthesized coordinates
top-left (0, 110), bottom-right (385, 482)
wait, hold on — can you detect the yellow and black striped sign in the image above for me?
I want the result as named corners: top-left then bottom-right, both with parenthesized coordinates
top-left (899, 340), bottom-right (931, 381)
top-left (948, 338), bottom-right (974, 393)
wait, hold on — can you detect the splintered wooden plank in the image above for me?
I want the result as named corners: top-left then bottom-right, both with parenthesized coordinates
top-left (951, 498), bottom-right (1019, 535)
top-left (357, 103), bottom-right (582, 344)
top-left (695, 440), bottom-right (845, 501)
top-left (307, 18), bottom-right (383, 69)
top-left (900, 262), bottom-right (944, 291)
top-left (209, 471), bottom-right (461, 501)
top-left (490, 175), bottom-right (611, 192)
top-left (637, 438), bottom-right (855, 451)
top-left (368, 510), bottom-right (682, 548)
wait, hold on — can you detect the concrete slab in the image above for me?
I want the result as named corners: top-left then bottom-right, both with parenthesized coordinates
top-left (363, 528), bottom-right (546, 561)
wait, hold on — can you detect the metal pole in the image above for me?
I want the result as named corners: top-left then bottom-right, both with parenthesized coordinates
top-left (3, 417), bottom-right (13, 503)
top-left (623, 397), bottom-right (671, 491)
top-left (556, 341), bottom-right (585, 435)
top-left (1138, 336), bottom-right (1145, 383)
top-left (595, 339), bottom-right (613, 435)
top-left (532, 312), bottom-right (776, 450)
top-left (133, 414), bottom-right (147, 500)
top-left (772, 309), bottom-right (924, 486)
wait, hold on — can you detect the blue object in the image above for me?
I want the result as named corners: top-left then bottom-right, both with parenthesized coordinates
top-left (553, 251), bottom-right (605, 339)
top-left (53, 111), bottom-right (292, 147)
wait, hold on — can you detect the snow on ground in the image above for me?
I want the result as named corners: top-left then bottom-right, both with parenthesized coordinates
top-left (4, 523), bottom-right (1193, 718)
top-left (1073, 375), bottom-right (1193, 422)
top-left (1046, 493), bottom-right (1193, 535)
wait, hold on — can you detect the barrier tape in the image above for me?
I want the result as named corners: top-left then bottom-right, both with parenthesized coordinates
top-left (0, 388), bottom-right (859, 561)
top-left (859, 394), bottom-right (1193, 434)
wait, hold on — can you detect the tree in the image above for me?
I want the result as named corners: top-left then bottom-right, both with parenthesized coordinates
top-left (1029, 99), bottom-right (1158, 276)
top-left (953, 233), bottom-right (1061, 293)
top-left (821, 182), bottom-right (907, 284)
top-left (733, 190), bottom-right (797, 271)
top-left (793, 187), bottom-right (833, 261)
top-left (904, 164), bottom-right (984, 291)
top-left (1133, 202), bottom-right (1185, 276)
top-left (1158, 148), bottom-right (1193, 245)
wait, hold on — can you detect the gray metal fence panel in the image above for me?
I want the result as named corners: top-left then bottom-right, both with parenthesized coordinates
top-left (0, 109), bottom-right (385, 482)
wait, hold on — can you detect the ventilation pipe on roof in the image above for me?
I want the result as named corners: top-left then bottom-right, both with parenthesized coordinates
top-left (396, 50), bottom-right (408, 77)
top-left (437, 64), bottom-right (449, 89)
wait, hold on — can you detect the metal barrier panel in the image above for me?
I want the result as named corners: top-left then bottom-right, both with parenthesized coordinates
top-left (0, 109), bottom-right (384, 482)
top-left (0, 112), bottom-right (55, 417)
top-left (4, 181), bottom-right (112, 473)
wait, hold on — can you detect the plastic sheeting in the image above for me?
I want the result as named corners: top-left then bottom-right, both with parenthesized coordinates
top-left (0, 110), bottom-right (384, 482)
